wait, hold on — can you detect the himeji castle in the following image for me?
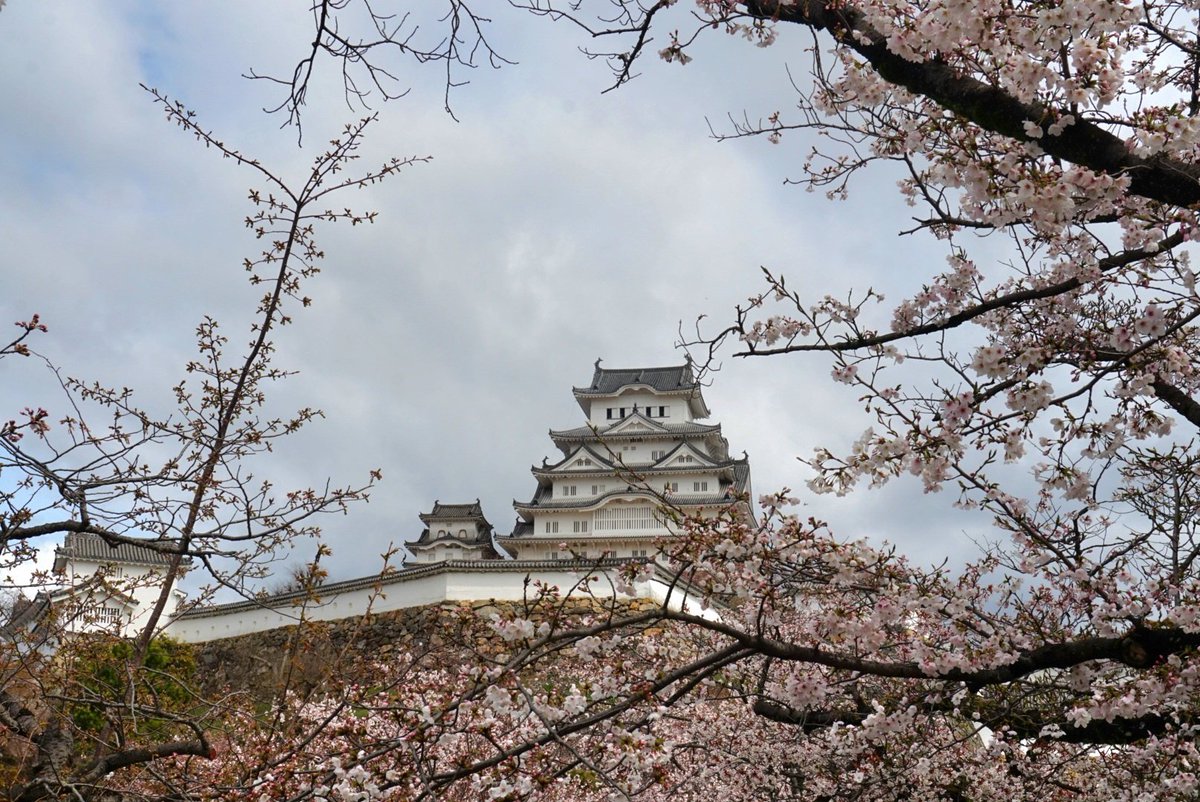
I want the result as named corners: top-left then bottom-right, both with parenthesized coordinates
top-left (21, 360), bottom-right (753, 642)
top-left (496, 359), bottom-right (752, 561)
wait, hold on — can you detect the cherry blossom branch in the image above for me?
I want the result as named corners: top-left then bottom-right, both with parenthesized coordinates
top-left (733, 230), bottom-right (1185, 357)
top-left (744, 0), bottom-right (1200, 207)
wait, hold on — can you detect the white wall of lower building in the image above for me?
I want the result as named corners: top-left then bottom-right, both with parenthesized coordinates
top-left (164, 562), bottom-right (665, 643)
top-left (57, 560), bottom-right (186, 637)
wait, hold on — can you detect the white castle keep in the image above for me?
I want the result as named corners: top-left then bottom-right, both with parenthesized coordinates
top-left (19, 361), bottom-right (752, 643)
top-left (408, 359), bottom-right (752, 563)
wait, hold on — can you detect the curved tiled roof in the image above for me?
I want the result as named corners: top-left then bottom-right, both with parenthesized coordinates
top-left (573, 361), bottom-right (696, 395)
top-left (419, 500), bottom-right (488, 524)
top-left (53, 532), bottom-right (190, 571)
top-left (549, 420), bottom-right (722, 441)
top-left (572, 359), bottom-right (711, 418)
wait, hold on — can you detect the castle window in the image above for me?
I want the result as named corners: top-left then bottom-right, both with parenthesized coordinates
top-left (602, 550), bottom-right (615, 558)
top-left (437, 529), bottom-right (446, 536)
top-left (594, 505), bottom-right (658, 532)
top-left (651, 450), bottom-right (665, 460)
top-left (458, 529), bottom-right (468, 537)
top-left (607, 408), bottom-right (615, 420)
top-left (694, 481), bottom-right (709, 492)
top-left (573, 520), bottom-right (589, 533)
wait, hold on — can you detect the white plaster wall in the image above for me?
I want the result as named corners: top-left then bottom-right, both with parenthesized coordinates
top-left (59, 560), bottom-right (185, 637)
top-left (165, 565), bottom-right (644, 643)
top-left (426, 519), bottom-right (476, 538)
top-left (586, 392), bottom-right (687, 426)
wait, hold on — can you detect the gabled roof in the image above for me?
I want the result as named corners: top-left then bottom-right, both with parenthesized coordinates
top-left (409, 532), bottom-right (500, 559)
top-left (4, 594), bottom-right (50, 635)
top-left (550, 420), bottom-right (722, 440)
top-left (654, 441), bottom-right (720, 470)
top-left (533, 445), bottom-right (616, 477)
top-left (5, 575), bottom-right (143, 637)
top-left (575, 359), bottom-right (698, 395)
top-left (604, 413), bottom-right (669, 436)
top-left (53, 532), bottom-right (189, 573)
top-left (419, 500), bottom-right (488, 524)
top-left (573, 358), bottom-right (710, 418)
top-left (47, 574), bottom-right (139, 606)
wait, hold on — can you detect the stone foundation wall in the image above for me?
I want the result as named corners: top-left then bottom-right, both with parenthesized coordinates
top-left (192, 598), bottom-right (652, 699)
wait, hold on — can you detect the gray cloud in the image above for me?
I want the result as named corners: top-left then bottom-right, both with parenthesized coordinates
top-left (2, 2), bottom-right (989, 587)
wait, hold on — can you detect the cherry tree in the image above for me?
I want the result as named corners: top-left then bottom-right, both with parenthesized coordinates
top-left (0, 92), bottom-right (425, 799)
top-left (184, 0), bottom-right (1200, 799)
top-left (11, 0), bottom-right (1200, 797)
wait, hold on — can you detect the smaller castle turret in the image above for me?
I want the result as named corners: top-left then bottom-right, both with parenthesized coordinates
top-left (406, 500), bottom-right (500, 563)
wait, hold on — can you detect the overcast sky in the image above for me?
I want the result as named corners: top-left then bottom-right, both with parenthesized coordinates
top-left (1, 2), bottom-right (997, 588)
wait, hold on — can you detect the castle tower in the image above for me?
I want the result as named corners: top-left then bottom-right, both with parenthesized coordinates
top-left (499, 359), bottom-right (752, 560)
top-left (406, 500), bottom-right (500, 563)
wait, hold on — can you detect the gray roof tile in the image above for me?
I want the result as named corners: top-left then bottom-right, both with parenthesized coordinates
top-left (54, 532), bottom-right (188, 570)
top-left (573, 360), bottom-right (697, 396)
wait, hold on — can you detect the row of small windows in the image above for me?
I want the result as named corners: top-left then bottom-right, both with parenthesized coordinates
top-left (542, 520), bottom-right (594, 534)
top-left (436, 529), bottom-right (470, 537)
top-left (67, 603), bottom-right (124, 623)
top-left (553, 477), bottom-right (710, 503)
top-left (556, 484), bottom-right (608, 497)
top-left (567, 450), bottom-right (701, 468)
top-left (606, 405), bottom-right (670, 420)
top-left (655, 481), bottom-right (709, 493)
top-left (547, 548), bottom-right (649, 560)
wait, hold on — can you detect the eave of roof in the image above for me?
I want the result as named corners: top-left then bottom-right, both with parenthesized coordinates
top-left (549, 421), bottom-right (722, 440)
top-left (54, 532), bottom-right (191, 570)
top-left (571, 360), bottom-right (710, 418)
top-left (513, 488), bottom-right (740, 516)
top-left (419, 500), bottom-right (489, 526)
